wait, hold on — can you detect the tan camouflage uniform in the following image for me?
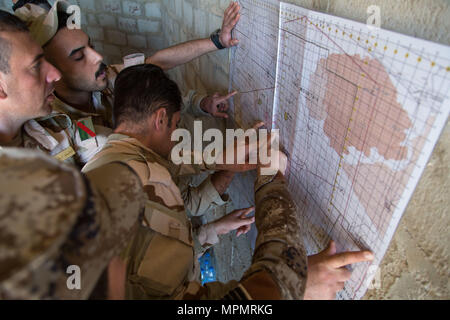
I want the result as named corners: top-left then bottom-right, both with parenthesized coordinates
top-left (82, 133), bottom-right (308, 300)
top-left (13, 1), bottom-right (210, 168)
top-left (0, 148), bottom-right (146, 300)
top-left (81, 134), bottom-right (233, 299)
top-left (180, 171), bottom-right (308, 300)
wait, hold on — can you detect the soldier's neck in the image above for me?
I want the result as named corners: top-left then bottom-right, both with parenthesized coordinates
top-left (114, 124), bottom-right (167, 159)
top-left (0, 113), bottom-right (24, 145)
top-left (54, 83), bottom-right (94, 114)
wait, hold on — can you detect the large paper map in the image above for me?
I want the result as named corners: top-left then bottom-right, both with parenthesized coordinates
top-left (229, 0), bottom-right (450, 299)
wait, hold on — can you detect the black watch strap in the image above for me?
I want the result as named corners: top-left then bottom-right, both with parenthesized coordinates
top-left (210, 29), bottom-right (225, 50)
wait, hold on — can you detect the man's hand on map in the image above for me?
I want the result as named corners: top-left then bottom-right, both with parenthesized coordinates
top-left (219, 2), bottom-right (241, 48)
top-left (215, 122), bottom-right (266, 172)
top-left (200, 91), bottom-right (237, 118)
top-left (304, 241), bottom-right (374, 300)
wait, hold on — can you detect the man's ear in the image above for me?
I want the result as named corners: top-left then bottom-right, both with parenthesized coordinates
top-left (154, 108), bottom-right (167, 131)
top-left (0, 75), bottom-right (7, 100)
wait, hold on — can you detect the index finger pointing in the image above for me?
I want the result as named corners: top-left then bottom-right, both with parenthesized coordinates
top-left (217, 91), bottom-right (238, 102)
top-left (241, 207), bottom-right (255, 217)
top-left (327, 251), bottom-right (374, 268)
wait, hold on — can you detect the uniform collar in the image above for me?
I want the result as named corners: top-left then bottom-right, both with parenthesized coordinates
top-left (52, 92), bottom-right (103, 120)
top-left (107, 133), bottom-right (172, 169)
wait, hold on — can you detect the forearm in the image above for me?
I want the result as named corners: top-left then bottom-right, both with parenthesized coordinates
top-left (146, 38), bottom-right (217, 70)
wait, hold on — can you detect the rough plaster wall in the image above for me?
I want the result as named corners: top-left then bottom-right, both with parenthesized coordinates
top-left (159, 0), bottom-right (231, 95)
top-left (0, 0), bottom-right (168, 64)
top-left (74, 0), bottom-right (167, 64)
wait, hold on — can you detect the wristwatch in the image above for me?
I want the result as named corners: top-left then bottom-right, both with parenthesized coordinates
top-left (210, 29), bottom-right (225, 50)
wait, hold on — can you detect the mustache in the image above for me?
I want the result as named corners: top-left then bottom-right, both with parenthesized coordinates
top-left (95, 63), bottom-right (107, 79)
top-left (46, 84), bottom-right (55, 97)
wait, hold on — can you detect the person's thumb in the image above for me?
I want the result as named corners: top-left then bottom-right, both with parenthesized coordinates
top-left (231, 39), bottom-right (240, 46)
top-left (325, 240), bottom-right (337, 256)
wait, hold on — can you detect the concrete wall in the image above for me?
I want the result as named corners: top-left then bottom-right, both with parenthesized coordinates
top-left (1, 0), bottom-right (448, 299)
top-left (75, 0), bottom-right (167, 64)
top-left (160, 0), bottom-right (231, 95)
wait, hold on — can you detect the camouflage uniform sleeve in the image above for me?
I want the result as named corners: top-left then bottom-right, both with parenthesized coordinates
top-left (191, 224), bottom-right (218, 258)
top-left (181, 90), bottom-right (209, 118)
top-left (240, 171), bottom-right (308, 299)
top-left (178, 175), bottom-right (230, 258)
top-left (168, 160), bottom-right (217, 179)
top-left (183, 171), bottom-right (308, 300)
top-left (179, 175), bottom-right (229, 217)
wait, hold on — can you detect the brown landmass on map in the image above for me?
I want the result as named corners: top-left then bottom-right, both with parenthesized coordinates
top-left (307, 53), bottom-right (412, 161)
top-left (306, 53), bottom-right (435, 236)
top-left (342, 117), bottom-right (435, 236)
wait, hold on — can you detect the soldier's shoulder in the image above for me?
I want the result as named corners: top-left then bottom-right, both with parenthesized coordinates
top-left (0, 148), bottom-right (85, 284)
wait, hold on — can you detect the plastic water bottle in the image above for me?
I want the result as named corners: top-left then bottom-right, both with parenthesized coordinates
top-left (199, 250), bottom-right (217, 285)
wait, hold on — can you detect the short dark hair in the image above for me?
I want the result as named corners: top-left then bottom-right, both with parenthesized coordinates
top-left (113, 64), bottom-right (182, 129)
top-left (12, 0), bottom-right (51, 12)
top-left (0, 10), bottom-right (29, 74)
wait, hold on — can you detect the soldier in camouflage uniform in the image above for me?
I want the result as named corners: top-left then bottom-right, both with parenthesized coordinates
top-left (81, 65), bottom-right (254, 298)
top-left (82, 64), bottom-right (374, 300)
top-left (0, 11), bottom-right (65, 157)
top-left (13, 1), bottom-right (245, 246)
top-left (12, 0), bottom-right (242, 167)
top-left (0, 147), bottom-right (146, 299)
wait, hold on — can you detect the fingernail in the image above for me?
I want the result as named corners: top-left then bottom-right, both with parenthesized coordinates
top-left (364, 252), bottom-right (374, 260)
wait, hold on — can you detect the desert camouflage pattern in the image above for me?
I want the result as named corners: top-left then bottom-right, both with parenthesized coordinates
top-left (82, 134), bottom-right (222, 299)
top-left (0, 67), bottom-right (208, 168)
top-left (0, 114), bottom-right (78, 166)
top-left (0, 148), bottom-right (146, 300)
top-left (178, 175), bottom-right (229, 218)
top-left (14, 0), bottom-right (70, 46)
top-left (0, 107), bottom-right (111, 168)
top-left (82, 134), bottom-right (307, 300)
top-left (184, 170), bottom-right (308, 300)
top-left (242, 170), bottom-right (307, 299)
top-left (13, 2), bottom-right (209, 167)
top-left (174, 113), bottom-right (232, 218)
